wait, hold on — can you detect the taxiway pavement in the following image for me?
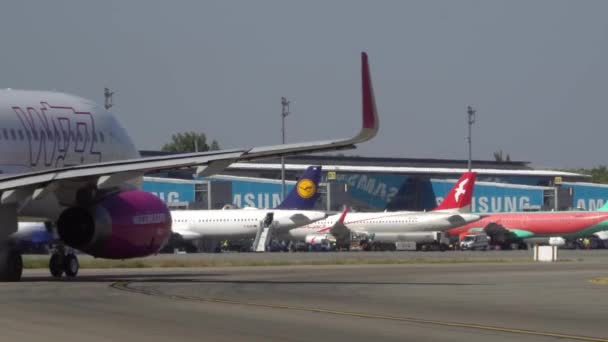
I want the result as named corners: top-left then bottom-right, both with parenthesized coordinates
top-left (1, 255), bottom-right (607, 341)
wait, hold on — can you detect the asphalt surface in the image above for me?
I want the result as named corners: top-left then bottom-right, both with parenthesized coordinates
top-left (1, 251), bottom-right (608, 341)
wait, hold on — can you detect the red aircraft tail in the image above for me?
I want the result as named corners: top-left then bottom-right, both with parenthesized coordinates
top-left (433, 172), bottom-right (476, 213)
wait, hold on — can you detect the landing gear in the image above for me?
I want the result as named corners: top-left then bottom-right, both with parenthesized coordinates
top-left (64, 253), bottom-right (79, 277)
top-left (0, 248), bottom-right (23, 281)
top-left (49, 247), bottom-right (79, 279)
top-left (49, 252), bottom-right (64, 278)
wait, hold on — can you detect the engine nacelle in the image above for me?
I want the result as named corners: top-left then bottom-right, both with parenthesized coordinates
top-left (305, 234), bottom-right (334, 245)
top-left (56, 190), bottom-right (172, 259)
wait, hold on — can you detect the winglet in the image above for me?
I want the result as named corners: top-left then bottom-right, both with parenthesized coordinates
top-left (433, 172), bottom-right (477, 213)
top-left (337, 205), bottom-right (349, 224)
top-left (329, 206), bottom-right (350, 241)
top-left (242, 52), bottom-right (379, 160)
top-left (358, 52), bottom-right (379, 139)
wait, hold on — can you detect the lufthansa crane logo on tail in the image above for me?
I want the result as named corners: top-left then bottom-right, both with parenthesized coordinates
top-left (297, 179), bottom-right (316, 199)
top-left (454, 179), bottom-right (469, 201)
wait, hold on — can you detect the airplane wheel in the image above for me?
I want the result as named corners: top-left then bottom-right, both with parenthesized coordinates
top-left (64, 253), bottom-right (79, 278)
top-left (49, 253), bottom-right (64, 278)
top-left (0, 249), bottom-right (23, 282)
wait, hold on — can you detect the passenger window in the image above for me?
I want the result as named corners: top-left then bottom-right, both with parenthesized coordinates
top-left (3, 128), bottom-right (8, 140)
top-left (18, 130), bottom-right (24, 140)
top-left (100, 132), bottom-right (105, 143)
top-left (25, 130), bottom-right (31, 139)
top-left (47, 130), bottom-right (53, 141)
top-left (10, 129), bottom-right (16, 140)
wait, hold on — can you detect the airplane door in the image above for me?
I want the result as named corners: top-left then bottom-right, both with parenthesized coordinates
top-left (263, 212), bottom-right (274, 227)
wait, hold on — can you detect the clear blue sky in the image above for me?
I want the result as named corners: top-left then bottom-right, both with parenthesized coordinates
top-left (2, 1), bottom-right (607, 168)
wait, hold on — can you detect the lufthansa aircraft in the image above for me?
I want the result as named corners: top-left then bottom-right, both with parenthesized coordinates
top-left (0, 52), bottom-right (379, 281)
top-left (171, 166), bottom-right (327, 244)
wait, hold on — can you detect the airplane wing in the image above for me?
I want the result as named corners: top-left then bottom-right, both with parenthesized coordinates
top-left (446, 214), bottom-right (478, 226)
top-left (0, 52), bottom-right (379, 207)
top-left (285, 213), bottom-right (326, 227)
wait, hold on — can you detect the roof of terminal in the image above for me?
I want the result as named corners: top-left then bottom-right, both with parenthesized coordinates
top-left (139, 151), bottom-right (587, 180)
top-left (227, 162), bottom-right (586, 178)
top-left (254, 155), bottom-right (533, 170)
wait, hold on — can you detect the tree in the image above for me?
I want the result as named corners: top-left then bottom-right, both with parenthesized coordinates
top-left (493, 149), bottom-right (511, 163)
top-left (569, 165), bottom-right (608, 184)
top-left (161, 132), bottom-right (220, 153)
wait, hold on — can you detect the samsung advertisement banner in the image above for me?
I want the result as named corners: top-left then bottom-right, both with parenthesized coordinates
top-left (231, 180), bottom-right (294, 209)
top-left (561, 182), bottom-right (608, 210)
top-left (432, 180), bottom-right (546, 213)
top-left (333, 173), bottom-right (547, 213)
top-left (335, 173), bottom-right (405, 209)
top-left (142, 177), bottom-right (196, 204)
top-left (143, 175), bottom-right (608, 213)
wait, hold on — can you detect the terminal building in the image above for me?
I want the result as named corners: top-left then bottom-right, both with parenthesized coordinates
top-left (140, 153), bottom-right (608, 213)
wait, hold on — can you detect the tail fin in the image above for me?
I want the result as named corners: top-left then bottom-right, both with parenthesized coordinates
top-left (275, 166), bottom-right (322, 209)
top-left (433, 172), bottom-right (477, 213)
top-left (598, 201), bottom-right (608, 212)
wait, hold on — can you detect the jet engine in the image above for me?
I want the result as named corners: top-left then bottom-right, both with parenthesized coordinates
top-left (56, 190), bottom-right (172, 259)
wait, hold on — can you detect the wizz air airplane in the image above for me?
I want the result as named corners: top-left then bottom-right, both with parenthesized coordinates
top-left (0, 52), bottom-right (379, 281)
top-left (171, 166), bottom-right (327, 245)
top-left (284, 172), bottom-right (479, 249)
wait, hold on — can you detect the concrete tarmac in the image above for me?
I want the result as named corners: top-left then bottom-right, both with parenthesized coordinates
top-left (1, 255), bottom-right (608, 341)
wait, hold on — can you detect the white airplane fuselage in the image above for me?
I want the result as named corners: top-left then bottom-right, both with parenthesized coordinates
top-left (171, 208), bottom-right (327, 240)
top-left (287, 211), bottom-right (480, 243)
top-left (0, 89), bottom-right (140, 219)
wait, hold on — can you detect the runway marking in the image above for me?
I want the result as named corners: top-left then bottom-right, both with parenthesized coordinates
top-left (111, 281), bottom-right (608, 342)
top-left (590, 277), bottom-right (608, 285)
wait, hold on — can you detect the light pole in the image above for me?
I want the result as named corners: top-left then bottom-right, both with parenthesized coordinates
top-left (104, 87), bottom-right (114, 111)
top-left (281, 97), bottom-right (290, 199)
top-left (466, 105), bottom-right (476, 171)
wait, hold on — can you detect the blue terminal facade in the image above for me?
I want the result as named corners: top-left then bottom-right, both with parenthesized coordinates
top-left (561, 182), bottom-right (608, 210)
top-left (141, 174), bottom-right (608, 213)
top-left (334, 173), bottom-right (551, 212)
top-left (142, 177), bottom-right (197, 206)
top-left (139, 154), bottom-right (608, 213)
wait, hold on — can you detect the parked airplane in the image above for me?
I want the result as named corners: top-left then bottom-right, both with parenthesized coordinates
top-left (284, 172), bottom-right (478, 250)
top-left (13, 166), bottom-right (326, 253)
top-left (171, 166), bottom-right (326, 248)
top-left (447, 201), bottom-right (608, 249)
top-left (10, 222), bottom-right (54, 253)
top-left (0, 52), bottom-right (379, 281)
